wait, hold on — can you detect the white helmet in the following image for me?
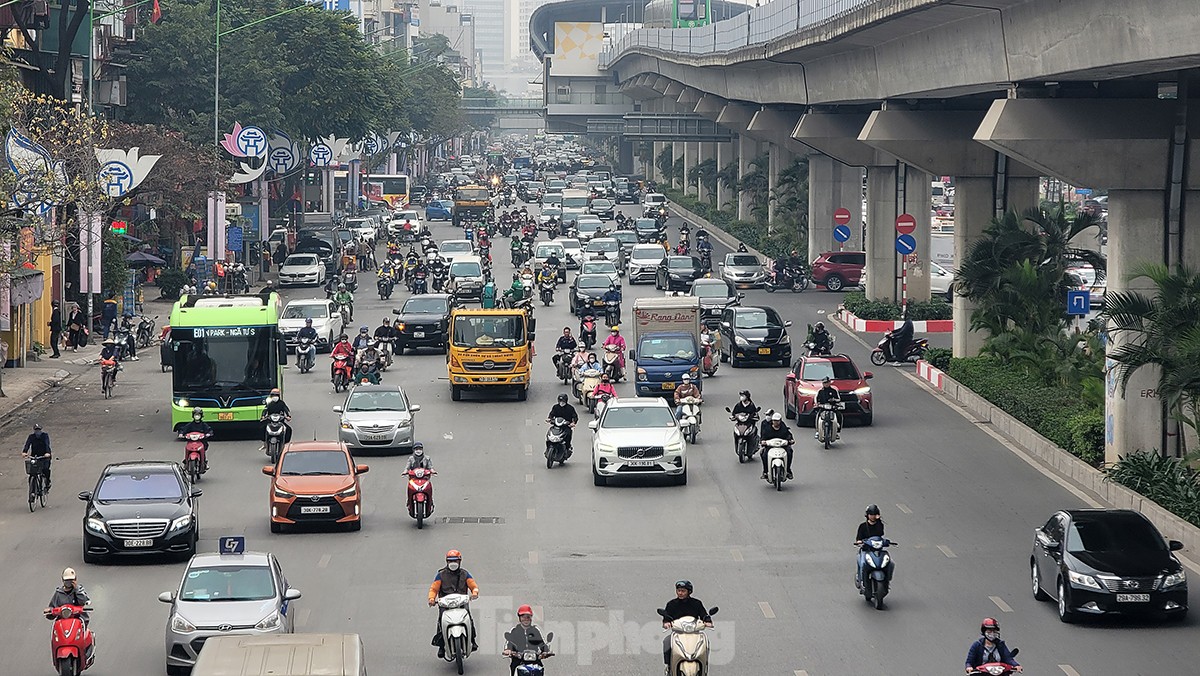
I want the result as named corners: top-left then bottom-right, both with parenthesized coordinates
top-left (62, 567), bottom-right (77, 581)
top-left (681, 373), bottom-right (692, 382)
top-left (771, 412), bottom-right (783, 422)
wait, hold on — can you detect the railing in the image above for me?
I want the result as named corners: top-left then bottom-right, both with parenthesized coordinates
top-left (546, 91), bottom-right (630, 106)
top-left (460, 97), bottom-right (544, 109)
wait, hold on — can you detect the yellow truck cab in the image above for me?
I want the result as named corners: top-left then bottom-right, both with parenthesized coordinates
top-left (447, 307), bottom-right (532, 401)
top-left (452, 185), bottom-right (492, 227)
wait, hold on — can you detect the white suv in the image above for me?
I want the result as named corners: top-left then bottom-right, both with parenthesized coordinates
top-left (589, 398), bottom-right (687, 486)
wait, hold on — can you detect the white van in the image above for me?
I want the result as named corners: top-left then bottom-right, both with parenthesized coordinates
top-left (644, 192), bottom-right (667, 207)
top-left (191, 634), bottom-right (366, 676)
top-left (930, 182), bottom-right (946, 206)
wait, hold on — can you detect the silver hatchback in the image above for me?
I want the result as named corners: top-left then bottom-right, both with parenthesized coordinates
top-left (719, 252), bottom-right (767, 288)
top-left (160, 551), bottom-right (300, 673)
top-left (334, 384), bottom-right (420, 454)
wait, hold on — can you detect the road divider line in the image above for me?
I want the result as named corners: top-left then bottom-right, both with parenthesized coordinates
top-left (757, 601), bottom-right (776, 619)
top-left (707, 507), bottom-right (720, 518)
top-left (937, 545), bottom-right (957, 558)
top-left (525, 418), bottom-right (533, 427)
top-left (528, 551), bottom-right (539, 565)
top-left (527, 508), bottom-right (536, 520)
top-left (1059, 666), bottom-right (1081, 676)
top-left (317, 554), bottom-right (331, 569)
top-left (526, 473), bottom-right (535, 484)
top-left (896, 503), bottom-right (912, 514)
top-left (731, 549), bottom-right (743, 562)
top-left (795, 671), bottom-right (809, 676)
top-left (524, 443), bottom-right (533, 456)
top-left (989, 596), bottom-right (1013, 613)
top-left (862, 468), bottom-right (877, 479)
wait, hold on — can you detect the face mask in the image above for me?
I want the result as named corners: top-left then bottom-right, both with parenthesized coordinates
top-left (984, 631), bottom-right (999, 641)
top-left (740, 396), bottom-right (748, 402)
top-left (447, 562), bottom-right (460, 571)
top-left (268, 396), bottom-right (279, 403)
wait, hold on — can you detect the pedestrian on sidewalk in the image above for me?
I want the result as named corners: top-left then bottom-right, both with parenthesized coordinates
top-left (67, 302), bottom-right (86, 351)
top-left (48, 300), bottom-right (62, 358)
top-left (101, 295), bottom-right (118, 338)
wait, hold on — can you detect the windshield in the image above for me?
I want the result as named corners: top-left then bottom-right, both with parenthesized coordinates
top-left (402, 297), bottom-right (448, 314)
top-left (726, 254), bottom-right (759, 267)
top-left (668, 257), bottom-right (695, 269)
top-left (380, 177), bottom-right (408, 196)
top-left (449, 262), bottom-right (482, 278)
top-left (96, 471), bottom-right (183, 502)
top-left (588, 240), bottom-right (618, 252)
top-left (456, 187), bottom-right (490, 201)
top-left (801, 361), bottom-right (861, 381)
top-left (583, 262), bottom-right (616, 274)
top-left (562, 196), bottom-right (589, 209)
top-left (283, 255), bottom-right (317, 267)
top-left (694, 283), bottom-right (731, 298)
top-left (442, 242), bottom-right (473, 253)
top-left (279, 450), bottom-right (350, 476)
top-left (282, 304), bottom-right (328, 320)
top-left (542, 208), bottom-right (562, 217)
top-left (180, 565), bottom-right (276, 602)
top-left (613, 232), bottom-right (637, 244)
top-left (577, 276), bottom-right (610, 289)
top-left (536, 245), bottom-right (564, 258)
top-left (636, 219), bottom-right (658, 230)
top-left (453, 315), bottom-right (526, 347)
top-left (632, 249), bottom-right (664, 261)
top-left (734, 309), bottom-right (782, 329)
top-left (601, 406), bottom-right (677, 429)
top-left (171, 326), bottom-right (277, 395)
top-left (592, 200), bottom-right (612, 208)
top-left (345, 219), bottom-right (371, 229)
top-left (345, 389), bottom-right (409, 412)
top-left (1067, 514), bottom-right (1167, 552)
top-left (577, 221), bottom-right (600, 232)
top-left (637, 336), bottom-right (696, 361)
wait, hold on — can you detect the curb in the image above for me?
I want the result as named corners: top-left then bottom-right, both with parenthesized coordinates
top-left (837, 308), bottom-right (953, 333)
top-left (915, 359), bottom-right (945, 388)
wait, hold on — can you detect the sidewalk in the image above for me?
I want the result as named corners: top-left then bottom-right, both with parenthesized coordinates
top-left (0, 343), bottom-right (105, 420)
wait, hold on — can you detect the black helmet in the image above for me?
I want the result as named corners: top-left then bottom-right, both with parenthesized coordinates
top-left (675, 580), bottom-right (693, 592)
top-left (739, 390), bottom-right (751, 398)
top-left (557, 393), bottom-right (568, 404)
top-left (815, 321), bottom-right (825, 331)
top-left (865, 504), bottom-right (881, 516)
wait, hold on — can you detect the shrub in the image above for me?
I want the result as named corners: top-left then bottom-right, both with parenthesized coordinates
top-left (924, 347), bottom-right (951, 371)
top-left (664, 190), bottom-right (805, 258)
top-left (1103, 452), bottom-right (1200, 527)
top-left (1065, 411), bottom-right (1105, 465)
top-left (841, 291), bottom-right (952, 321)
top-left (156, 268), bottom-right (189, 300)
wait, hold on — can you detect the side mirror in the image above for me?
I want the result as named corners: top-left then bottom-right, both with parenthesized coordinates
top-left (707, 606), bottom-right (719, 615)
top-left (158, 591), bottom-right (176, 603)
top-left (356, 464), bottom-right (370, 474)
top-left (262, 466), bottom-right (275, 476)
top-left (864, 371), bottom-right (874, 379)
top-left (737, 293), bottom-right (745, 299)
top-left (587, 420), bottom-right (598, 430)
top-left (78, 491), bottom-right (92, 502)
top-left (720, 322), bottom-right (730, 329)
top-left (785, 373), bottom-right (796, 381)
top-left (724, 406), bottom-right (732, 412)
top-left (1169, 540), bottom-right (1184, 551)
top-left (277, 338), bottom-right (288, 365)
top-left (392, 308), bottom-right (402, 314)
top-left (190, 488), bottom-right (203, 498)
top-left (332, 406), bottom-right (344, 413)
top-left (656, 608), bottom-right (669, 620)
top-left (784, 320), bottom-right (792, 327)
top-left (628, 350), bottom-right (636, 360)
top-left (411, 404), bottom-right (421, 412)
top-left (284, 588), bottom-right (302, 601)
top-left (545, 631), bottom-right (554, 644)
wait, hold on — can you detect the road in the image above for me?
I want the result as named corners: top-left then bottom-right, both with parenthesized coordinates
top-left (0, 198), bottom-right (1190, 676)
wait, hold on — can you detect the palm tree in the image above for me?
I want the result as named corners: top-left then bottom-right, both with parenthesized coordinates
top-left (716, 160), bottom-right (739, 210)
top-left (687, 158), bottom-right (719, 205)
top-left (655, 146), bottom-right (674, 184)
top-left (771, 157), bottom-right (809, 240)
top-left (739, 153), bottom-right (770, 224)
top-left (1102, 263), bottom-right (1200, 456)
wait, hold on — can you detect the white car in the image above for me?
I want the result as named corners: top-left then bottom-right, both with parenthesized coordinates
top-left (575, 216), bottom-right (604, 242)
top-left (277, 253), bottom-right (325, 287)
top-left (440, 239), bottom-right (476, 262)
top-left (279, 299), bottom-right (341, 351)
top-left (533, 241), bottom-right (566, 269)
top-left (929, 261), bottom-right (953, 300)
top-left (627, 244), bottom-right (666, 283)
top-left (644, 192), bottom-right (667, 208)
top-left (1067, 263), bottom-right (1106, 307)
top-left (344, 217), bottom-right (376, 242)
top-left (559, 238), bottom-right (583, 269)
top-left (388, 210), bottom-right (423, 235)
top-left (590, 398), bottom-right (687, 486)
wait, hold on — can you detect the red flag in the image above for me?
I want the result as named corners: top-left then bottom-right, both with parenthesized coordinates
top-left (151, 0), bottom-right (162, 24)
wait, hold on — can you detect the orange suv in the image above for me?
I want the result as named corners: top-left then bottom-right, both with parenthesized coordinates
top-left (782, 354), bottom-right (874, 425)
top-left (263, 441), bottom-right (368, 533)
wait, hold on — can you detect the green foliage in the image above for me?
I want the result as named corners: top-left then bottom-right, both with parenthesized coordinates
top-left (102, 229), bottom-right (130, 298)
top-left (655, 146), bottom-right (674, 183)
top-left (924, 347), bottom-right (952, 371)
top-left (156, 268), bottom-right (189, 300)
top-left (947, 356), bottom-right (1104, 465)
top-left (1103, 452), bottom-right (1200, 527)
top-left (841, 291), bottom-right (952, 321)
top-left (686, 158), bottom-right (718, 205)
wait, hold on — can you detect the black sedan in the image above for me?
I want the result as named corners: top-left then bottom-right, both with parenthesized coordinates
top-left (614, 183), bottom-right (640, 204)
top-left (80, 461), bottom-right (201, 563)
top-left (690, 278), bottom-right (742, 327)
top-left (570, 273), bottom-right (616, 316)
top-left (635, 218), bottom-right (663, 243)
top-left (392, 293), bottom-right (454, 353)
top-left (718, 306), bottom-right (792, 366)
top-left (655, 255), bottom-right (705, 292)
top-left (1031, 509), bottom-right (1188, 623)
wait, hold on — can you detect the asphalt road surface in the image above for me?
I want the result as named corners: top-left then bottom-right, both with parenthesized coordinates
top-left (0, 199), bottom-right (1190, 675)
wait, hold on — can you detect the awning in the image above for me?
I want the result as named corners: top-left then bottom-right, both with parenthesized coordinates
top-left (10, 267), bottom-right (44, 306)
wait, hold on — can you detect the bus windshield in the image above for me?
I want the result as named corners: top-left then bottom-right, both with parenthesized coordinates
top-left (379, 176), bottom-right (408, 197)
top-left (452, 316), bottom-right (526, 348)
top-left (172, 326), bottom-right (277, 394)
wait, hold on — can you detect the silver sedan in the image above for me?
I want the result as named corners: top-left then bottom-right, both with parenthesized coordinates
top-left (334, 384), bottom-right (420, 454)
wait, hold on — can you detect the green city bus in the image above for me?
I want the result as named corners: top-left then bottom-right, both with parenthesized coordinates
top-left (167, 293), bottom-right (287, 431)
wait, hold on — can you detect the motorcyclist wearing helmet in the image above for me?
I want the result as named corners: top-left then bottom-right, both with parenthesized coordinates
top-left (504, 605), bottom-right (549, 675)
top-left (965, 619), bottom-right (1022, 673)
top-left (355, 359), bottom-right (382, 385)
top-left (673, 373), bottom-right (702, 420)
top-left (333, 284), bottom-right (355, 322)
top-left (601, 325), bottom-right (626, 376)
top-left (568, 344), bottom-right (589, 374)
top-left (730, 390), bottom-right (760, 455)
top-left (179, 407), bottom-right (214, 471)
top-left (590, 373), bottom-right (617, 403)
top-left (547, 393), bottom-right (579, 455)
top-left (46, 567), bottom-right (92, 627)
top-left (429, 550), bottom-right (480, 657)
top-left (661, 581), bottom-right (713, 666)
top-left (808, 321), bottom-right (833, 355)
top-left (297, 318), bottom-right (319, 344)
top-left (887, 317), bottom-right (915, 364)
top-left (260, 387), bottom-right (293, 449)
top-left (855, 505), bottom-right (885, 592)
top-left (406, 442), bottom-right (433, 472)
top-left (330, 333), bottom-right (356, 382)
top-left (553, 327), bottom-right (578, 368)
top-left (536, 262), bottom-right (556, 286)
top-left (815, 376), bottom-right (842, 437)
top-left (503, 276), bottom-right (525, 306)
top-left (786, 249), bottom-right (804, 271)
top-left (759, 412), bottom-right (795, 481)
top-left (352, 326), bottom-right (373, 351)
top-left (374, 318), bottom-right (395, 356)
top-left (736, 242), bottom-right (748, 253)
top-left (601, 283), bottom-right (622, 306)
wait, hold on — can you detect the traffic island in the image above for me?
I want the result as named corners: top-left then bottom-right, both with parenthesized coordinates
top-left (837, 308), bottom-right (953, 333)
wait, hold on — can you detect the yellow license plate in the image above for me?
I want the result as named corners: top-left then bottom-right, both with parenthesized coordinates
top-left (218, 412), bottom-right (234, 421)
top-left (758, 347), bottom-right (772, 355)
top-left (662, 382), bottom-right (675, 390)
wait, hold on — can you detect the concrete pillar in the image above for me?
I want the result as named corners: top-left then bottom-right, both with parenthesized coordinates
top-left (683, 142), bottom-right (699, 196)
top-left (651, 142), bottom-right (666, 183)
top-left (951, 177), bottom-right (993, 358)
top-left (671, 141), bottom-right (684, 190)
top-left (1105, 190), bottom-right (1168, 463)
top-left (715, 139), bottom-right (734, 211)
top-left (864, 165), bottom-right (899, 301)
top-left (618, 139), bottom-right (634, 176)
top-left (808, 154), bottom-right (864, 261)
top-left (903, 166), bottom-right (932, 302)
top-left (767, 143), bottom-right (795, 227)
top-left (697, 142), bottom-right (715, 203)
top-left (738, 135), bottom-right (760, 221)
top-left (1006, 176), bottom-right (1039, 214)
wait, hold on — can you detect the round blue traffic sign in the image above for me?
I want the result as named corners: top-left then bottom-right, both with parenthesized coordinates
top-left (833, 224), bottom-right (851, 243)
top-left (895, 234), bottom-right (917, 255)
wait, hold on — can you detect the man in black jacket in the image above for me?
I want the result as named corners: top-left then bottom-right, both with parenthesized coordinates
top-left (547, 394), bottom-right (579, 455)
top-left (855, 504), bottom-right (885, 592)
top-left (814, 376), bottom-right (842, 437)
top-left (760, 412), bottom-right (795, 480)
top-left (661, 580), bottom-right (713, 666)
top-left (48, 300), bottom-right (62, 358)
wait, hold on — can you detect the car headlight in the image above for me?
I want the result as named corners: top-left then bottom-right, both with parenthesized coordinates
top-left (177, 398), bottom-right (189, 408)
top-left (340, 421), bottom-right (354, 430)
top-left (1163, 570), bottom-right (1186, 588)
top-left (336, 485), bottom-right (357, 498)
top-left (1067, 570), bottom-right (1103, 590)
top-left (596, 443), bottom-right (617, 453)
top-left (779, 334), bottom-right (790, 345)
top-left (255, 611), bottom-right (282, 631)
top-left (86, 518), bottom-right (107, 534)
top-left (665, 443), bottom-right (684, 453)
top-left (734, 336), bottom-right (749, 347)
top-left (171, 613), bottom-right (197, 633)
top-left (853, 386), bottom-right (871, 395)
top-left (273, 486), bottom-right (295, 499)
top-left (168, 515), bottom-right (193, 533)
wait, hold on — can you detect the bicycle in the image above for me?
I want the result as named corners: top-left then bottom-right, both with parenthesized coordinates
top-left (24, 454), bottom-right (48, 511)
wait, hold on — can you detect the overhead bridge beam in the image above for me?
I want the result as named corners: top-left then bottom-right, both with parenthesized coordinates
top-left (620, 113), bottom-right (733, 142)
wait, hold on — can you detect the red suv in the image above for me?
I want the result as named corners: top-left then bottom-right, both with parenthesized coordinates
top-left (810, 251), bottom-right (865, 292)
top-left (782, 354), bottom-right (874, 425)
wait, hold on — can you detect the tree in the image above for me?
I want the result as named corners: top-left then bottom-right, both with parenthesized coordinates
top-left (655, 146), bottom-right (673, 184)
top-left (771, 156), bottom-right (808, 242)
top-left (739, 153), bottom-right (769, 224)
top-left (687, 158), bottom-right (718, 205)
top-left (11, 0), bottom-right (91, 99)
top-left (716, 160), bottom-right (738, 209)
top-left (105, 122), bottom-right (231, 224)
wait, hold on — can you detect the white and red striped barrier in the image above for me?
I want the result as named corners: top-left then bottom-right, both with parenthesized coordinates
top-left (916, 359), bottom-right (945, 389)
top-left (836, 309), bottom-right (953, 333)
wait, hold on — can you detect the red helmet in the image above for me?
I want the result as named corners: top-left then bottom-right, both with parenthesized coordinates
top-left (446, 549), bottom-right (462, 561)
top-left (980, 617), bottom-right (1000, 634)
top-left (517, 604), bottom-right (533, 617)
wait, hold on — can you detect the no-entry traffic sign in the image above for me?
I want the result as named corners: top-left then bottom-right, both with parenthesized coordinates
top-left (895, 213), bottom-right (916, 235)
top-left (833, 207), bottom-right (852, 225)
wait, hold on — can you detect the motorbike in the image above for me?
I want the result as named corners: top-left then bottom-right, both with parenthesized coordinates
top-left (296, 336), bottom-right (317, 374)
top-left (700, 334), bottom-right (718, 377)
top-left (511, 248), bottom-right (524, 267)
top-left (762, 437), bottom-right (791, 491)
top-left (555, 349), bottom-right (573, 383)
top-left (520, 273), bottom-right (535, 299)
top-left (341, 270), bottom-right (358, 293)
top-left (432, 267), bottom-right (448, 293)
top-left (378, 275), bottom-right (394, 300)
top-left (657, 607), bottom-right (718, 676)
top-left (405, 467), bottom-right (435, 529)
top-left (263, 412), bottom-right (289, 464)
top-left (505, 630), bottom-right (555, 676)
top-left (46, 604), bottom-right (95, 676)
top-left (413, 270), bottom-right (429, 295)
top-left (870, 334), bottom-right (928, 366)
top-left (805, 335), bottom-right (835, 357)
top-left (338, 303), bottom-right (351, 328)
top-left (332, 354), bottom-right (353, 393)
top-left (545, 417), bottom-right (570, 468)
top-left (592, 391), bottom-right (612, 418)
top-left (604, 299), bottom-right (621, 327)
top-left (436, 593), bottom-right (475, 674)
top-left (969, 649), bottom-right (1021, 676)
top-left (764, 265), bottom-right (809, 293)
top-left (602, 344), bottom-right (623, 381)
top-left (99, 358), bottom-right (118, 399)
top-left (678, 396), bottom-right (703, 443)
top-left (856, 536), bottom-right (898, 610)
top-left (580, 316), bottom-right (597, 349)
top-left (815, 401), bottom-right (842, 449)
top-left (135, 315), bottom-right (157, 348)
top-left (699, 248), bottom-right (712, 273)
top-left (180, 430), bottom-right (210, 483)
top-left (577, 366), bottom-right (602, 406)
top-left (539, 278), bottom-right (555, 306)
top-left (725, 407), bottom-right (759, 463)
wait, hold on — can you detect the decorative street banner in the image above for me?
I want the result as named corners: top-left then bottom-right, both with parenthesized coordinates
top-left (267, 131), bottom-right (301, 175)
top-left (206, 191), bottom-right (228, 261)
top-left (94, 147), bottom-right (161, 198)
top-left (308, 135), bottom-right (348, 167)
top-left (4, 128), bottom-right (68, 217)
top-left (220, 122), bottom-right (268, 184)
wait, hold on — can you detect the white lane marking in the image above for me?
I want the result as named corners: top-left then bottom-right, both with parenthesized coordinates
top-left (707, 506), bottom-right (720, 518)
top-left (989, 595), bottom-right (1013, 613)
top-left (525, 418), bottom-right (533, 427)
top-left (442, 433), bottom-right (454, 440)
top-left (795, 671), bottom-right (809, 676)
top-left (1059, 666), bottom-right (1081, 676)
top-left (317, 554), bottom-right (331, 569)
top-left (938, 545), bottom-right (957, 558)
top-left (896, 503), bottom-right (912, 514)
top-left (527, 508), bottom-right (536, 520)
top-left (757, 601), bottom-right (776, 619)
top-left (524, 443), bottom-right (533, 456)
top-left (731, 549), bottom-right (743, 562)
top-left (862, 468), bottom-right (877, 479)
top-left (526, 473), bottom-right (535, 484)
top-left (297, 608), bottom-right (311, 627)
top-left (528, 551), bottom-right (539, 565)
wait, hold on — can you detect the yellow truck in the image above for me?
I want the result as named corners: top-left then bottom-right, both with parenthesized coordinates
top-left (447, 307), bottom-right (532, 401)
top-left (452, 184), bottom-right (492, 227)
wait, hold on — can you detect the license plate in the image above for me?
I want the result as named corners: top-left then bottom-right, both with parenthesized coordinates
top-left (360, 433), bottom-right (390, 441)
top-left (758, 347), bottom-right (772, 355)
top-left (124, 539), bottom-right (154, 548)
top-left (300, 506), bottom-right (331, 514)
top-left (217, 412), bottom-right (233, 421)
top-left (414, 331), bottom-right (425, 338)
top-left (478, 376), bottom-right (500, 382)
top-left (1117, 593), bottom-right (1150, 603)
top-left (626, 460), bottom-right (657, 467)
top-left (594, 300), bottom-right (605, 306)
top-left (662, 382), bottom-right (675, 390)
